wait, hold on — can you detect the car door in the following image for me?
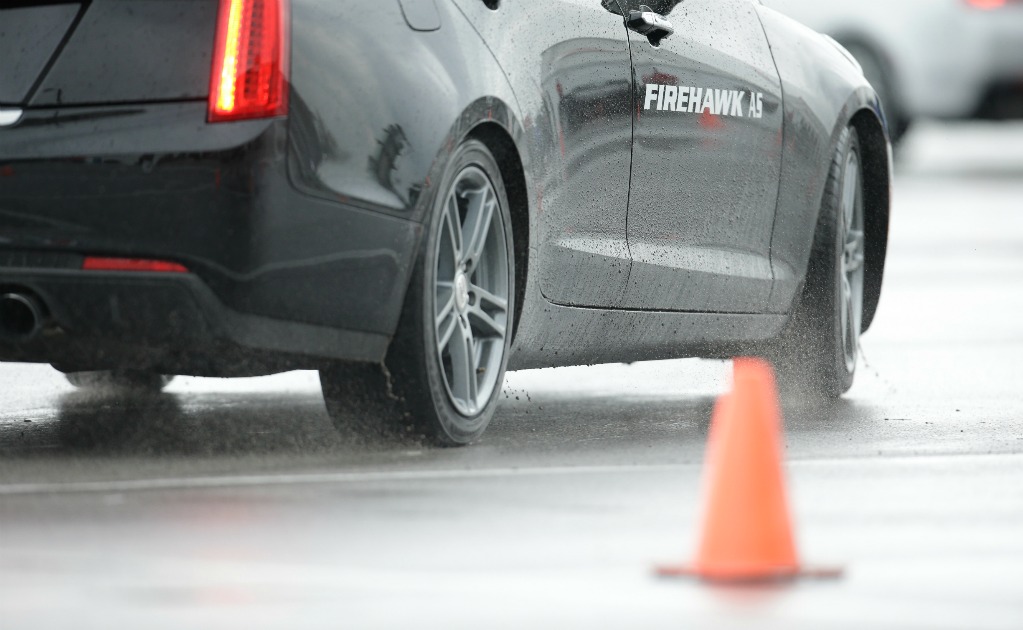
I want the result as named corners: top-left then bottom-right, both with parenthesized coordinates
top-left (529, 0), bottom-right (638, 308)
top-left (448, 0), bottom-right (636, 308)
top-left (618, 0), bottom-right (784, 312)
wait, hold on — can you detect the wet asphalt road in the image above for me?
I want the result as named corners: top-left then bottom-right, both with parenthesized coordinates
top-left (2, 123), bottom-right (1023, 629)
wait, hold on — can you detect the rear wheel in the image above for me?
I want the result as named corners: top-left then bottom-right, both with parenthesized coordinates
top-left (320, 139), bottom-right (515, 445)
top-left (64, 370), bottom-right (174, 393)
top-left (772, 126), bottom-right (865, 397)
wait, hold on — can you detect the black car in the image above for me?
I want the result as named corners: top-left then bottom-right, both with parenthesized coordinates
top-left (0, 0), bottom-right (890, 444)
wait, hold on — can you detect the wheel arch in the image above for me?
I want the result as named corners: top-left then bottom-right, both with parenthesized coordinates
top-left (411, 94), bottom-right (532, 345)
top-left (849, 107), bottom-right (890, 332)
top-left (466, 122), bottom-right (529, 342)
top-left (830, 32), bottom-right (911, 141)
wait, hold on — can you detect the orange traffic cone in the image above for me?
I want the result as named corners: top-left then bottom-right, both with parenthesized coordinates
top-left (657, 357), bottom-right (841, 582)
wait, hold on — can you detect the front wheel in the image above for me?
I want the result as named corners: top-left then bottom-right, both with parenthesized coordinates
top-left (772, 126), bottom-right (865, 398)
top-left (320, 139), bottom-right (515, 445)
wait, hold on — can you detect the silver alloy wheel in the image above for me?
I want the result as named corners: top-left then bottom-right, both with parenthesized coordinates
top-left (839, 149), bottom-right (865, 372)
top-left (433, 165), bottom-right (510, 417)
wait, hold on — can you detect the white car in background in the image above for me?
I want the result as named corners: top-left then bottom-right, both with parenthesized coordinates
top-left (762, 0), bottom-right (1023, 141)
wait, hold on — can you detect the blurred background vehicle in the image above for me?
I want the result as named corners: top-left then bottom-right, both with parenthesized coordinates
top-left (762, 0), bottom-right (1023, 143)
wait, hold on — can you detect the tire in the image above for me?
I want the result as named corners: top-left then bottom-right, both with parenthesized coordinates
top-left (842, 42), bottom-right (911, 144)
top-left (320, 139), bottom-right (516, 446)
top-left (65, 370), bottom-right (174, 393)
top-left (772, 126), bottom-right (865, 398)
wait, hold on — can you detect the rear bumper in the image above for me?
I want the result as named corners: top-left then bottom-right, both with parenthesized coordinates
top-left (0, 269), bottom-right (389, 375)
top-left (0, 101), bottom-right (421, 371)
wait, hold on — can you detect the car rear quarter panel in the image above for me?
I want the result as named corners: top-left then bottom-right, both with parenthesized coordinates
top-left (286, 0), bottom-right (525, 223)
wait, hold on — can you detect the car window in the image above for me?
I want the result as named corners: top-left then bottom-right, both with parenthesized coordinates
top-left (617, 0), bottom-right (687, 15)
top-left (601, 0), bottom-right (625, 16)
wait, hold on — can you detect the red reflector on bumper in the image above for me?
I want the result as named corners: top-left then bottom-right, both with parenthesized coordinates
top-left (82, 257), bottom-right (189, 273)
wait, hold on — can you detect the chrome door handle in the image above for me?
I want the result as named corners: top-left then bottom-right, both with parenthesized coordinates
top-left (627, 5), bottom-right (674, 45)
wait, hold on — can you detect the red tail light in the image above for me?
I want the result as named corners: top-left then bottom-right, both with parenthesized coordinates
top-left (208, 0), bottom-right (289, 123)
top-left (83, 257), bottom-right (189, 273)
top-left (964, 0), bottom-right (1022, 8)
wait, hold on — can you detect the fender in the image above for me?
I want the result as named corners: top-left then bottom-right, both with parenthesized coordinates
top-left (757, 5), bottom-right (891, 332)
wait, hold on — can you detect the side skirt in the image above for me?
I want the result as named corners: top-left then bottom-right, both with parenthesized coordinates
top-left (509, 299), bottom-right (787, 370)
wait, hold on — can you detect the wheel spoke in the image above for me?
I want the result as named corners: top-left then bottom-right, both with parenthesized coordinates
top-left (843, 158), bottom-right (859, 231)
top-left (846, 292), bottom-right (858, 336)
top-left (472, 284), bottom-right (508, 314)
top-left (840, 271), bottom-right (857, 368)
top-left (443, 194), bottom-right (463, 263)
top-left (448, 317), bottom-right (479, 410)
top-left (436, 281), bottom-right (454, 310)
top-left (844, 289), bottom-right (858, 354)
top-left (468, 305), bottom-right (506, 339)
top-left (461, 187), bottom-right (496, 272)
top-left (844, 229), bottom-right (865, 273)
top-left (467, 283), bottom-right (508, 339)
top-left (436, 294), bottom-right (458, 351)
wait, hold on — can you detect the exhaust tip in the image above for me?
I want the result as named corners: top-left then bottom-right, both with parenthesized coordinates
top-left (0, 292), bottom-right (44, 343)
